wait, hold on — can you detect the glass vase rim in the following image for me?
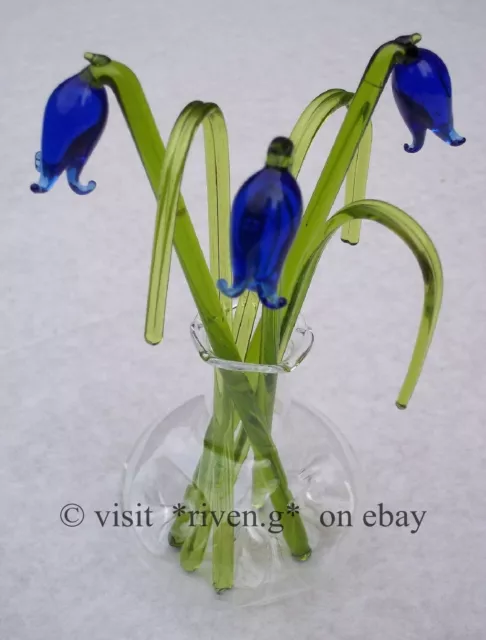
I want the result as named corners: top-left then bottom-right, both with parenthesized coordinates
top-left (189, 312), bottom-right (314, 374)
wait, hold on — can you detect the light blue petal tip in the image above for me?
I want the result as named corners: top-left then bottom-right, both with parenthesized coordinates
top-left (216, 278), bottom-right (247, 299)
top-left (67, 168), bottom-right (96, 195)
top-left (448, 129), bottom-right (466, 147)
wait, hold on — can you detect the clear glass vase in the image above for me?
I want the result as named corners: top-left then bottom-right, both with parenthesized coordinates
top-left (122, 314), bottom-right (363, 606)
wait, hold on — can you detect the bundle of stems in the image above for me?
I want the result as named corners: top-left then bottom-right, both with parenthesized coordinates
top-left (86, 33), bottom-right (443, 592)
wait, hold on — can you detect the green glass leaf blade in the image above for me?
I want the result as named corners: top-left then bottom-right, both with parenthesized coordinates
top-left (204, 114), bottom-right (232, 316)
top-left (341, 122), bottom-right (373, 245)
top-left (86, 56), bottom-right (167, 190)
top-left (145, 102), bottom-right (232, 344)
top-left (281, 34), bottom-right (422, 305)
top-left (282, 199), bottom-right (443, 408)
top-left (231, 90), bottom-right (353, 361)
top-left (290, 89), bottom-right (354, 178)
top-left (86, 58), bottom-right (310, 559)
top-left (232, 291), bottom-right (259, 356)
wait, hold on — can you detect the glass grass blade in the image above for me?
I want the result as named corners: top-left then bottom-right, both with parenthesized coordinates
top-left (290, 89), bottom-right (354, 175)
top-left (341, 122), bottom-right (373, 245)
top-left (280, 34), bottom-right (422, 306)
top-left (203, 106), bottom-right (234, 589)
top-left (232, 291), bottom-right (260, 356)
top-left (234, 35), bottom-right (440, 411)
top-left (232, 88), bottom-right (371, 368)
top-left (232, 89), bottom-right (353, 363)
top-left (230, 90), bottom-right (355, 476)
top-left (204, 113), bottom-right (232, 314)
top-left (230, 38), bottom-right (429, 493)
top-left (313, 200), bottom-right (443, 408)
top-left (86, 58), bottom-right (310, 559)
top-left (238, 197), bottom-right (443, 412)
top-left (84, 35), bottom-right (440, 571)
top-left (145, 101), bottom-right (230, 345)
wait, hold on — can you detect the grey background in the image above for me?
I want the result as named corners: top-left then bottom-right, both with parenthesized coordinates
top-left (1, 0), bottom-right (485, 638)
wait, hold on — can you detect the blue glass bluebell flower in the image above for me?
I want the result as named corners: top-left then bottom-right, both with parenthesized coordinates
top-left (392, 47), bottom-right (465, 153)
top-left (217, 137), bottom-right (302, 310)
top-left (31, 68), bottom-right (108, 194)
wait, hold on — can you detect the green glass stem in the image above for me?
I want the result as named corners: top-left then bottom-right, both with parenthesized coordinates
top-left (312, 200), bottom-right (443, 408)
top-left (280, 34), bottom-right (422, 304)
top-left (85, 34), bottom-right (441, 577)
top-left (230, 86), bottom-right (374, 469)
top-left (179, 365), bottom-right (310, 562)
top-left (209, 372), bottom-right (236, 591)
top-left (220, 368), bottom-right (311, 558)
top-left (229, 91), bottom-right (374, 480)
top-left (179, 454), bottom-right (214, 572)
top-left (233, 33), bottom-right (434, 410)
top-left (251, 300), bottom-right (282, 509)
top-left (206, 109), bottom-right (235, 589)
top-left (168, 428), bottom-right (212, 548)
top-left (169, 34), bottom-right (439, 568)
top-left (233, 291), bottom-right (260, 356)
top-left (152, 99), bottom-right (234, 575)
top-left (169, 340), bottom-right (259, 552)
top-left (86, 57), bottom-right (309, 561)
top-left (341, 122), bottom-right (373, 245)
top-left (237, 197), bottom-right (443, 412)
top-left (179, 373), bottom-right (236, 588)
top-left (231, 89), bottom-right (354, 478)
top-left (190, 35), bottom-right (430, 526)
top-left (289, 89), bottom-right (352, 171)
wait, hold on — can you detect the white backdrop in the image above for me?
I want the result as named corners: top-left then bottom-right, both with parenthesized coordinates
top-left (1, 0), bottom-right (485, 638)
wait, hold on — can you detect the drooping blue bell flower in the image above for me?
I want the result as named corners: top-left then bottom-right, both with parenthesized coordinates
top-left (31, 68), bottom-right (108, 195)
top-left (217, 137), bottom-right (302, 310)
top-left (392, 47), bottom-right (465, 153)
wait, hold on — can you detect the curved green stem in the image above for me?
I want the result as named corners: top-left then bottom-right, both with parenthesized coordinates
top-left (341, 122), bottom-right (373, 244)
top-left (251, 306), bottom-right (281, 508)
top-left (145, 101), bottom-right (231, 344)
top-left (204, 35), bottom-right (423, 482)
top-left (282, 199), bottom-right (443, 408)
top-left (232, 89), bottom-right (353, 365)
top-left (281, 34), bottom-right (422, 303)
top-left (290, 89), bottom-right (353, 174)
top-left (142, 100), bottom-right (309, 572)
top-left (285, 88), bottom-right (374, 244)
top-left (83, 37), bottom-right (440, 582)
top-left (232, 291), bottom-right (260, 356)
top-left (233, 89), bottom-right (372, 472)
top-left (85, 59), bottom-right (233, 354)
top-left (229, 37), bottom-right (427, 491)
top-left (232, 90), bottom-right (353, 360)
top-left (86, 59), bottom-right (310, 568)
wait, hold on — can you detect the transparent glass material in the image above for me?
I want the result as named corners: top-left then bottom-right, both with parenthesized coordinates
top-left (123, 316), bottom-right (363, 606)
top-left (31, 67), bottom-right (108, 195)
top-left (392, 47), bottom-right (466, 153)
top-left (217, 137), bottom-right (303, 310)
top-left (84, 36), bottom-right (444, 411)
top-left (31, 34), bottom-right (458, 605)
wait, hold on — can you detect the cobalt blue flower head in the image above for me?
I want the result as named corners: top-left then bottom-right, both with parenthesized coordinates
top-left (217, 137), bottom-right (302, 310)
top-left (392, 47), bottom-right (465, 153)
top-left (31, 66), bottom-right (108, 195)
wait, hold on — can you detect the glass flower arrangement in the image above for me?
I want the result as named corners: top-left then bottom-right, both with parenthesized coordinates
top-left (31, 33), bottom-right (464, 599)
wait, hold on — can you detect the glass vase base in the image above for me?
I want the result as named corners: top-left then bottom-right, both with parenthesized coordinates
top-left (122, 394), bottom-right (363, 607)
